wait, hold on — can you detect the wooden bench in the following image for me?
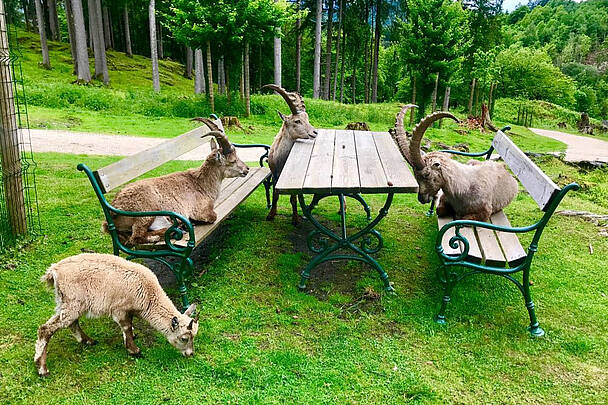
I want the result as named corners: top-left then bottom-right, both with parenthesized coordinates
top-left (78, 116), bottom-right (271, 309)
top-left (431, 127), bottom-right (579, 336)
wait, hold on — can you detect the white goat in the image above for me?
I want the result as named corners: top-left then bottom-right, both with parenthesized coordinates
top-left (34, 253), bottom-right (199, 376)
top-left (392, 106), bottom-right (518, 222)
top-left (107, 118), bottom-right (250, 245)
top-left (263, 84), bottom-right (317, 225)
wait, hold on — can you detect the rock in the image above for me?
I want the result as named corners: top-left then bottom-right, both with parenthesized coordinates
top-left (346, 122), bottom-right (371, 131)
top-left (452, 143), bottom-right (470, 152)
top-left (557, 122), bottom-right (567, 129)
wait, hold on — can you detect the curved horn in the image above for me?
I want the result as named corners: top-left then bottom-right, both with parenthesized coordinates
top-left (391, 104), bottom-right (417, 164)
top-left (193, 117), bottom-right (233, 155)
top-left (261, 84), bottom-right (305, 115)
top-left (409, 111), bottom-right (459, 170)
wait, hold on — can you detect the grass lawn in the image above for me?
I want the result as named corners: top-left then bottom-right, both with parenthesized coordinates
top-left (0, 150), bottom-right (607, 404)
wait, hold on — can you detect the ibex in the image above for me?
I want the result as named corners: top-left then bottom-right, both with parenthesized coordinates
top-left (263, 84), bottom-right (318, 225)
top-left (35, 253), bottom-right (199, 376)
top-left (107, 119), bottom-right (250, 245)
top-left (392, 105), bottom-right (518, 222)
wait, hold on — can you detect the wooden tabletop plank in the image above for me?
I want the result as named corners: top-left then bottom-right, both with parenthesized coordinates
top-left (355, 131), bottom-right (388, 193)
top-left (275, 137), bottom-right (315, 194)
top-left (331, 130), bottom-right (360, 193)
top-left (372, 132), bottom-right (418, 193)
top-left (303, 129), bottom-right (336, 193)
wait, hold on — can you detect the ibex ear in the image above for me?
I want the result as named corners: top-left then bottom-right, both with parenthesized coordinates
top-left (209, 138), bottom-right (218, 152)
top-left (184, 303), bottom-right (197, 317)
top-left (187, 319), bottom-right (194, 330)
top-left (171, 316), bottom-right (179, 331)
top-left (277, 110), bottom-right (287, 121)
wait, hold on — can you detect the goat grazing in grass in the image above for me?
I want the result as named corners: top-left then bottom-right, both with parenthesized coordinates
top-left (263, 84), bottom-right (317, 225)
top-left (106, 118), bottom-right (249, 245)
top-left (35, 253), bottom-right (199, 376)
top-left (391, 106), bottom-right (518, 222)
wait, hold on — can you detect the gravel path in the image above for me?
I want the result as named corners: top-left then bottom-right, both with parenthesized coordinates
top-left (530, 128), bottom-right (608, 163)
top-left (28, 129), bottom-right (267, 162)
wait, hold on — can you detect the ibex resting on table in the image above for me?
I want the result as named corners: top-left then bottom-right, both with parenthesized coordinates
top-left (107, 119), bottom-right (250, 245)
top-left (263, 84), bottom-right (318, 225)
top-left (391, 105), bottom-right (518, 222)
top-left (35, 254), bottom-right (199, 376)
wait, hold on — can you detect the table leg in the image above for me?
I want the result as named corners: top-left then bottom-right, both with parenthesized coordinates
top-left (297, 193), bottom-right (395, 292)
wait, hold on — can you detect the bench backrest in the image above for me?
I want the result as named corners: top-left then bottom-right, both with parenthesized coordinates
top-left (492, 130), bottom-right (560, 211)
top-left (94, 118), bottom-right (223, 193)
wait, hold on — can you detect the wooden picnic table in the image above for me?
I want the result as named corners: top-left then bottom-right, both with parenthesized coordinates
top-left (275, 129), bottom-right (418, 291)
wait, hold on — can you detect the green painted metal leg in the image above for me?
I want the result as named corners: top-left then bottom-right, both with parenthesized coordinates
top-left (522, 266), bottom-right (544, 337)
top-left (174, 258), bottom-right (193, 310)
top-left (435, 267), bottom-right (455, 325)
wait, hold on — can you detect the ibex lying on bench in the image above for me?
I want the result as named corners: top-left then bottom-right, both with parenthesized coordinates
top-left (391, 105), bottom-right (518, 222)
top-left (263, 84), bottom-right (318, 225)
top-left (107, 119), bottom-right (249, 245)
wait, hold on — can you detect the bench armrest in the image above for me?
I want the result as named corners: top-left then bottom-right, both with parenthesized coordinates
top-left (77, 163), bottom-right (196, 255)
top-left (232, 143), bottom-right (270, 168)
top-left (438, 126), bottom-right (510, 160)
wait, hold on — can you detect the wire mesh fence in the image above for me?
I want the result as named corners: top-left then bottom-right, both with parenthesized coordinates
top-left (0, 4), bottom-right (41, 250)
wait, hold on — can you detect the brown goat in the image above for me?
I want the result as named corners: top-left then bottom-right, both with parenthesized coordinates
top-left (107, 119), bottom-right (249, 245)
top-left (392, 106), bottom-right (518, 222)
top-left (263, 84), bottom-right (317, 225)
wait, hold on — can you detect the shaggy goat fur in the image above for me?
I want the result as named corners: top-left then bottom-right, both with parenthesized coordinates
top-left (391, 106), bottom-right (518, 221)
top-left (107, 120), bottom-right (249, 245)
top-left (263, 84), bottom-right (317, 225)
top-left (34, 253), bottom-right (199, 376)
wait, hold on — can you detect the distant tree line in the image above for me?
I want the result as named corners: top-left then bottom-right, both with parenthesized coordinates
top-left (7, 0), bottom-right (608, 118)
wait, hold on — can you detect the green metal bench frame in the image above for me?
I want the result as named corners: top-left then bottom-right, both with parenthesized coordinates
top-left (429, 126), bottom-right (579, 336)
top-left (78, 122), bottom-right (271, 310)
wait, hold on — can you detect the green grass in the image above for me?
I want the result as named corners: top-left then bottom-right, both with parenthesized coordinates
top-left (0, 152), bottom-right (607, 404)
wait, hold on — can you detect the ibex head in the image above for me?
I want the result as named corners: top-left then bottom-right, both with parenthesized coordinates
top-left (195, 117), bottom-right (250, 178)
top-left (392, 107), bottom-right (459, 204)
top-left (262, 84), bottom-right (317, 140)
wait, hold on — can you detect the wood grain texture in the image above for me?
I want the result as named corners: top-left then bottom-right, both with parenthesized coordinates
top-left (274, 137), bottom-right (315, 194)
top-left (474, 227), bottom-right (506, 265)
top-left (303, 129), bottom-right (335, 193)
top-left (354, 131), bottom-right (387, 193)
top-left (437, 216), bottom-right (461, 256)
top-left (490, 211), bottom-right (527, 265)
top-left (372, 132), bottom-right (418, 193)
top-left (331, 130), bottom-right (360, 193)
top-left (95, 125), bottom-right (211, 193)
top-left (492, 131), bottom-right (559, 210)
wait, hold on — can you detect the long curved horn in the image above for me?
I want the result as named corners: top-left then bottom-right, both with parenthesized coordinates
top-left (261, 84), bottom-right (305, 114)
top-left (192, 117), bottom-right (233, 155)
top-left (409, 111), bottom-right (459, 170)
top-left (391, 104), bottom-right (417, 164)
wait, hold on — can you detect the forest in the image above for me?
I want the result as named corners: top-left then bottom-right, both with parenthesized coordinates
top-left (6, 0), bottom-right (608, 119)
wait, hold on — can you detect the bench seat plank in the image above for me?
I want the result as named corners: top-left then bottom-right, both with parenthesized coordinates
top-left (140, 167), bottom-right (270, 249)
top-left (475, 227), bottom-right (507, 266)
top-left (490, 211), bottom-right (527, 266)
top-left (437, 216), bottom-right (482, 260)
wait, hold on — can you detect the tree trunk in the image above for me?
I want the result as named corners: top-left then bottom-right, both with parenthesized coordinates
top-left (488, 82), bottom-right (495, 117)
top-left (474, 80), bottom-right (479, 116)
top-left (157, 22), bottom-right (163, 59)
top-left (438, 86), bottom-right (451, 128)
top-left (194, 48), bottom-right (205, 94)
top-left (123, 4), bottom-right (132, 57)
top-left (371, 0), bottom-right (381, 103)
top-left (225, 57), bottom-right (230, 102)
top-left (245, 41), bottom-right (250, 117)
top-left (409, 76), bottom-right (416, 125)
top-left (65, 0), bottom-right (78, 74)
top-left (47, 0), bottom-right (59, 41)
top-left (23, 0), bottom-right (31, 32)
top-left (70, 0), bottom-right (90, 81)
top-left (206, 40), bottom-right (214, 112)
top-left (88, 2), bottom-right (94, 48)
top-left (363, 3), bottom-right (369, 103)
top-left (273, 0), bottom-right (281, 88)
top-left (184, 46), bottom-right (193, 79)
top-left (339, 30), bottom-right (346, 103)
top-left (0, 1), bottom-right (28, 236)
top-left (34, 0), bottom-right (51, 68)
top-left (217, 55), bottom-right (225, 94)
top-left (323, 0), bottom-right (334, 100)
top-left (467, 78), bottom-right (476, 116)
top-left (149, 0), bottom-right (160, 92)
top-left (312, 0), bottom-right (322, 99)
top-left (352, 62), bottom-right (356, 104)
top-left (109, 9), bottom-right (114, 49)
top-left (240, 49), bottom-right (244, 100)
top-left (431, 72), bottom-right (439, 112)
top-left (92, 0), bottom-right (108, 84)
top-left (102, 6), bottom-right (111, 49)
top-left (88, 0), bottom-right (101, 74)
top-left (296, 0), bottom-right (301, 93)
top-left (332, 0), bottom-right (342, 102)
